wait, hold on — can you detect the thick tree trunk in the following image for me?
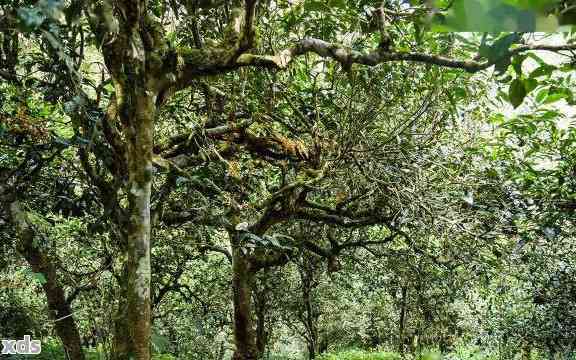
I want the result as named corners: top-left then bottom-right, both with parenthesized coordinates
top-left (254, 292), bottom-right (268, 356)
top-left (121, 92), bottom-right (155, 359)
top-left (9, 202), bottom-right (85, 360)
top-left (230, 231), bottom-right (259, 360)
top-left (112, 265), bottom-right (131, 360)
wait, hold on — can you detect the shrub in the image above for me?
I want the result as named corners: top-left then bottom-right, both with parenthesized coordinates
top-left (415, 350), bottom-right (442, 360)
top-left (317, 349), bottom-right (402, 360)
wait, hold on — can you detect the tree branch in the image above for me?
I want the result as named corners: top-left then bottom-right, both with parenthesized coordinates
top-left (239, 0), bottom-right (258, 52)
top-left (293, 206), bottom-right (392, 228)
top-left (161, 209), bottom-right (224, 227)
top-left (199, 245), bottom-right (232, 263)
top-left (301, 240), bottom-right (331, 258)
top-left (0, 69), bottom-right (19, 84)
top-left (336, 232), bottom-right (399, 252)
top-left (251, 250), bottom-right (291, 271)
top-left (236, 38), bottom-right (576, 73)
top-left (66, 285), bottom-right (97, 305)
top-left (170, 1), bottom-right (259, 90)
top-left (155, 116), bottom-right (254, 158)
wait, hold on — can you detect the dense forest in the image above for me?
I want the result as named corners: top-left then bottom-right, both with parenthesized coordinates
top-left (0, 0), bottom-right (575, 359)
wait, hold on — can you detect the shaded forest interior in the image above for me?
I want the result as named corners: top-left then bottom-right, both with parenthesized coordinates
top-left (1, 0), bottom-right (575, 359)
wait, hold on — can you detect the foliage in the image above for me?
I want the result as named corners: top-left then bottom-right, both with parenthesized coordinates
top-left (317, 349), bottom-right (402, 360)
top-left (0, 0), bottom-right (575, 359)
top-left (430, 0), bottom-right (576, 31)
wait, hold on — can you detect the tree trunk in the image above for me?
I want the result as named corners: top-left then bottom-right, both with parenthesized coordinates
top-left (307, 343), bottom-right (316, 360)
top-left (254, 291), bottom-right (268, 356)
top-left (303, 280), bottom-right (317, 359)
top-left (318, 337), bottom-right (328, 354)
top-left (120, 92), bottom-right (155, 359)
top-left (9, 201), bottom-right (85, 360)
top-left (230, 231), bottom-right (259, 360)
top-left (368, 313), bottom-right (381, 349)
top-left (299, 259), bottom-right (318, 359)
top-left (398, 286), bottom-right (408, 355)
top-left (111, 265), bottom-right (131, 360)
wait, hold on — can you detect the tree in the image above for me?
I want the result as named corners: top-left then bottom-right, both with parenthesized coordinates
top-left (1, 1), bottom-right (575, 359)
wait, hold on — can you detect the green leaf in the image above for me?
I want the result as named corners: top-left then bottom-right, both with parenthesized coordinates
top-left (560, 63), bottom-right (575, 72)
top-left (530, 64), bottom-right (555, 78)
top-left (497, 89), bottom-right (510, 102)
top-left (525, 52), bottom-right (546, 65)
top-left (33, 272), bottom-right (47, 285)
top-left (453, 87), bottom-right (467, 99)
top-left (511, 55), bottom-right (526, 75)
top-left (509, 78), bottom-right (527, 108)
top-left (329, 0), bottom-right (346, 8)
top-left (494, 58), bottom-right (512, 75)
top-left (489, 33), bottom-right (523, 62)
top-left (479, 34), bottom-right (523, 74)
top-left (523, 78), bottom-right (538, 94)
top-left (535, 89), bottom-right (548, 103)
top-left (104, 83), bottom-right (115, 93)
top-left (151, 331), bottom-right (170, 353)
top-left (543, 87), bottom-right (572, 104)
top-left (304, 0), bottom-right (325, 11)
top-left (543, 93), bottom-right (566, 104)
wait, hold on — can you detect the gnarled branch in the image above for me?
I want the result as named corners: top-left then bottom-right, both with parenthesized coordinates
top-left (236, 38), bottom-right (576, 73)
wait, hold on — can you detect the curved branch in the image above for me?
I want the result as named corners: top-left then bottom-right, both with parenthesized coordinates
top-left (168, 36), bottom-right (576, 90)
top-left (200, 245), bottom-right (232, 263)
top-left (236, 38), bottom-right (576, 73)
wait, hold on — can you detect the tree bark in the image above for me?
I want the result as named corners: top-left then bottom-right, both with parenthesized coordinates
top-left (298, 257), bottom-right (319, 359)
top-left (254, 290), bottom-right (268, 356)
top-left (230, 231), bottom-right (259, 360)
top-left (303, 273), bottom-right (317, 359)
top-left (111, 265), bottom-right (132, 360)
top-left (398, 286), bottom-right (408, 355)
top-left (120, 92), bottom-right (155, 359)
top-left (100, 23), bottom-right (156, 355)
top-left (8, 201), bottom-right (85, 360)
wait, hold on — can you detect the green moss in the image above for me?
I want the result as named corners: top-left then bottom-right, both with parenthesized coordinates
top-left (178, 45), bottom-right (200, 57)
